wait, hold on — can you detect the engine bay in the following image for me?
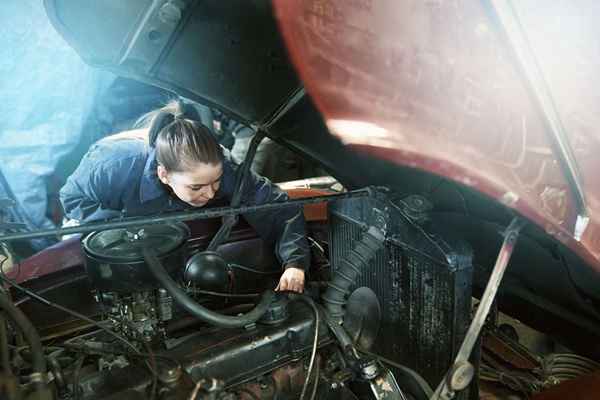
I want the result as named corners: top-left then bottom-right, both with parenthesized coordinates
top-left (1, 187), bottom-right (599, 400)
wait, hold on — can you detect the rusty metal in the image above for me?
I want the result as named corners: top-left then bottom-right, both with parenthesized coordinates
top-left (483, 332), bottom-right (540, 371)
top-left (231, 357), bottom-right (310, 399)
top-left (532, 370), bottom-right (600, 400)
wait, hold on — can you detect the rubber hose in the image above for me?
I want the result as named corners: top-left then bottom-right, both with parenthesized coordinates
top-left (143, 250), bottom-right (274, 328)
top-left (0, 292), bottom-right (45, 375)
top-left (322, 227), bottom-right (384, 324)
top-left (0, 313), bottom-right (11, 374)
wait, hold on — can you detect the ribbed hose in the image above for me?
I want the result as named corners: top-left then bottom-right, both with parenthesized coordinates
top-left (322, 227), bottom-right (385, 324)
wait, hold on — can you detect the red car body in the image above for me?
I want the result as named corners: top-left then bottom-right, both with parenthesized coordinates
top-left (273, 0), bottom-right (600, 274)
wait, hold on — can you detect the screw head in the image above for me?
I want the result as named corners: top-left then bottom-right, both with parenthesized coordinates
top-left (447, 361), bottom-right (474, 391)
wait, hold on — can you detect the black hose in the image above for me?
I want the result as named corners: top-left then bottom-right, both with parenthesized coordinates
top-left (0, 313), bottom-right (12, 375)
top-left (0, 292), bottom-right (45, 377)
top-left (322, 227), bottom-right (385, 324)
top-left (73, 355), bottom-right (86, 400)
top-left (144, 249), bottom-right (274, 328)
top-left (48, 356), bottom-right (67, 395)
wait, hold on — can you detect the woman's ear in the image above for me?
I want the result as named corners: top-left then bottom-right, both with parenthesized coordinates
top-left (157, 165), bottom-right (169, 185)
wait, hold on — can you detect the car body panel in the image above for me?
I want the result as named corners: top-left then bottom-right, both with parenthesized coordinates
top-left (272, 0), bottom-right (600, 274)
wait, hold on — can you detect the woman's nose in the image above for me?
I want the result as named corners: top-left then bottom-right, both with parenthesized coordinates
top-left (204, 184), bottom-right (216, 199)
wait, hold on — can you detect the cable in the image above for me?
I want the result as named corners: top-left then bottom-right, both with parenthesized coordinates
top-left (229, 263), bottom-right (281, 275)
top-left (0, 291), bottom-right (45, 376)
top-left (237, 388), bottom-right (260, 400)
top-left (62, 342), bottom-right (180, 368)
top-left (187, 288), bottom-right (260, 298)
top-left (73, 355), bottom-right (86, 400)
top-left (0, 313), bottom-right (11, 375)
top-left (143, 341), bottom-right (157, 400)
top-left (0, 271), bottom-right (139, 355)
top-left (309, 359), bottom-right (320, 400)
top-left (294, 295), bottom-right (319, 400)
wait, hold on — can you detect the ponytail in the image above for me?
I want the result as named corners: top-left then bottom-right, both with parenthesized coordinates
top-left (137, 99), bottom-right (222, 172)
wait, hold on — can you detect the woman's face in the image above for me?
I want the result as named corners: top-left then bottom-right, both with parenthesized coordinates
top-left (157, 161), bottom-right (223, 207)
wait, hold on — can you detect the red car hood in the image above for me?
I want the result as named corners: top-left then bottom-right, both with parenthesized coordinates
top-left (273, 0), bottom-right (600, 273)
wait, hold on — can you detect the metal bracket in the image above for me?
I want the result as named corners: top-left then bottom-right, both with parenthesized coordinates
top-left (370, 368), bottom-right (409, 400)
top-left (431, 217), bottom-right (526, 400)
top-left (118, 0), bottom-right (187, 73)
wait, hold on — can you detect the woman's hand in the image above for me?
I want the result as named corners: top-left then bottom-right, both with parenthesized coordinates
top-left (276, 267), bottom-right (305, 293)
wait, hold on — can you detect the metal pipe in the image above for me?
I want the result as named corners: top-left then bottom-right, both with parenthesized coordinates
top-left (486, 0), bottom-right (588, 239)
top-left (207, 129), bottom-right (267, 251)
top-left (0, 189), bottom-right (370, 242)
top-left (431, 217), bottom-right (526, 400)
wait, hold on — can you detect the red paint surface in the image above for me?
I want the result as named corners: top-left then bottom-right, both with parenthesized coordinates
top-left (273, 0), bottom-right (600, 272)
top-left (9, 237), bottom-right (84, 283)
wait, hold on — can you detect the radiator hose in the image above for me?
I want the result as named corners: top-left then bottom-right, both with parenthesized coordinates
top-left (322, 227), bottom-right (385, 324)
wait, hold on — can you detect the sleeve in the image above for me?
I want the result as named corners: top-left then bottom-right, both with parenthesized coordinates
top-left (223, 159), bottom-right (311, 271)
top-left (59, 146), bottom-right (126, 223)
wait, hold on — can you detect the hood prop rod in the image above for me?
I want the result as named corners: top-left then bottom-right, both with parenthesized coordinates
top-left (486, 0), bottom-right (588, 240)
top-left (431, 217), bottom-right (526, 400)
top-left (206, 86), bottom-right (306, 251)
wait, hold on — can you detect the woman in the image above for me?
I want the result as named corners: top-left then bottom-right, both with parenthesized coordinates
top-left (59, 101), bottom-right (308, 292)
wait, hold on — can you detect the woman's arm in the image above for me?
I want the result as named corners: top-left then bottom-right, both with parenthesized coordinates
top-left (59, 145), bottom-right (130, 223)
top-left (222, 159), bottom-right (311, 273)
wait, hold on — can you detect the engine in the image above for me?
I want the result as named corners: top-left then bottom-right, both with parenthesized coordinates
top-left (1, 190), bottom-right (465, 400)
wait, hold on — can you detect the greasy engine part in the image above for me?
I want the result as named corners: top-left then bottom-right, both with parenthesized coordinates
top-left (329, 190), bottom-right (475, 398)
top-left (143, 249), bottom-right (275, 329)
top-left (542, 353), bottom-right (600, 384)
top-left (229, 357), bottom-right (314, 399)
top-left (0, 290), bottom-right (52, 399)
top-left (482, 330), bottom-right (541, 371)
top-left (532, 370), bottom-right (600, 400)
top-left (479, 329), bottom-right (544, 396)
top-left (68, 300), bottom-right (329, 400)
top-left (96, 290), bottom-right (172, 342)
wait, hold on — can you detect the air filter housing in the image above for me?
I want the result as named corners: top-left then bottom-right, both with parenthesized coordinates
top-left (328, 191), bottom-right (475, 398)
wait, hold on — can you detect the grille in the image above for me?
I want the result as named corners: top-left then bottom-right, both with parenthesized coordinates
top-left (329, 195), bottom-right (474, 397)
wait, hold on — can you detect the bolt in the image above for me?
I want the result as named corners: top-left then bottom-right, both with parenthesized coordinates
top-left (159, 0), bottom-right (185, 25)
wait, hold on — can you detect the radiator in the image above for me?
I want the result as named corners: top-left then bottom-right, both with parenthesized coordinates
top-left (328, 192), bottom-right (475, 397)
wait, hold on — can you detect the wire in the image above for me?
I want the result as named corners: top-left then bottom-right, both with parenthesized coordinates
top-left (143, 341), bottom-right (157, 400)
top-left (187, 288), bottom-right (261, 298)
top-left (237, 388), bottom-right (260, 400)
top-left (62, 342), bottom-right (180, 368)
top-left (309, 359), bottom-right (320, 400)
top-left (0, 270), bottom-right (139, 355)
top-left (296, 295), bottom-right (319, 400)
top-left (307, 236), bottom-right (326, 256)
top-left (73, 355), bottom-right (86, 400)
top-left (0, 313), bottom-right (11, 375)
top-left (228, 263), bottom-right (281, 275)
